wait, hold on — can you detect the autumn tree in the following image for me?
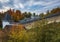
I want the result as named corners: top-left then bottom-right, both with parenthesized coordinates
top-left (13, 10), bottom-right (22, 22)
top-left (5, 24), bottom-right (26, 42)
top-left (51, 7), bottom-right (60, 14)
top-left (8, 9), bottom-right (24, 22)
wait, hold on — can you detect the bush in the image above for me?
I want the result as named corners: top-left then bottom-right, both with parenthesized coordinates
top-left (40, 22), bottom-right (60, 42)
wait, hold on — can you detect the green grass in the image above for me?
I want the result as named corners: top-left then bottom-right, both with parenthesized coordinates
top-left (29, 22), bottom-right (60, 42)
top-left (0, 22), bottom-right (60, 42)
top-left (39, 22), bottom-right (60, 42)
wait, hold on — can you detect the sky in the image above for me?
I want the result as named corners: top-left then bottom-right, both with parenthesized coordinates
top-left (0, 0), bottom-right (60, 14)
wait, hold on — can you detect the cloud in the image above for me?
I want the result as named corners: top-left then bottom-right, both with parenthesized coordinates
top-left (0, 0), bottom-right (9, 3)
top-left (0, 0), bottom-right (60, 13)
top-left (0, 2), bottom-right (3, 9)
top-left (13, 3), bottom-right (24, 9)
top-left (19, 3), bottom-right (24, 9)
top-left (33, 2), bottom-right (60, 14)
top-left (0, 6), bottom-right (10, 12)
top-left (27, 0), bottom-right (60, 6)
top-left (26, 0), bottom-right (60, 14)
top-left (0, 5), bottom-right (10, 12)
top-left (14, 4), bottom-right (19, 9)
top-left (13, 0), bottom-right (25, 9)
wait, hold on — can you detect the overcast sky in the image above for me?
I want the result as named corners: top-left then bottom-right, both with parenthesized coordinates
top-left (0, 0), bottom-right (60, 14)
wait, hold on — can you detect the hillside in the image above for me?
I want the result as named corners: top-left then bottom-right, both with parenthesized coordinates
top-left (28, 22), bottom-right (60, 42)
top-left (0, 7), bottom-right (60, 42)
top-left (0, 19), bottom-right (60, 42)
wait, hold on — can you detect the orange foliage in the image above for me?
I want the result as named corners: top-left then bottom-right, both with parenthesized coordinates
top-left (51, 8), bottom-right (60, 14)
top-left (4, 24), bottom-right (25, 34)
top-left (6, 9), bottom-right (24, 22)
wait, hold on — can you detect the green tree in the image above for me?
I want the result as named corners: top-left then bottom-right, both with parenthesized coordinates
top-left (39, 13), bottom-right (45, 19)
top-left (23, 12), bottom-right (28, 18)
top-left (23, 12), bottom-right (32, 18)
top-left (47, 10), bottom-right (50, 14)
top-left (0, 20), bottom-right (2, 29)
top-left (33, 13), bottom-right (36, 17)
top-left (27, 12), bottom-right (32, 18)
